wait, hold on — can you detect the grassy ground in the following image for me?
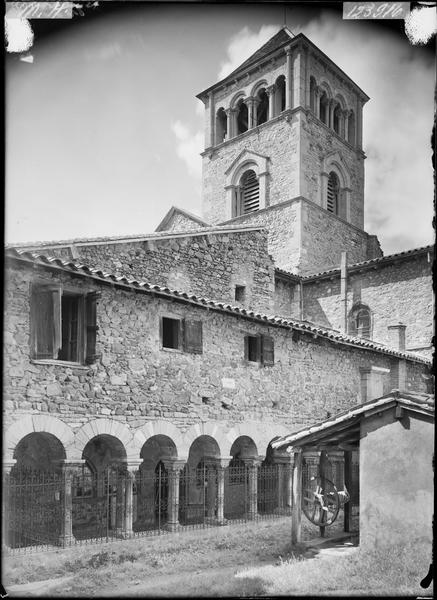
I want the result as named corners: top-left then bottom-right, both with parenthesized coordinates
top-left (238, 537), bottom-right (432, 597)
top-left (3, 519), bottom-right (431, 597)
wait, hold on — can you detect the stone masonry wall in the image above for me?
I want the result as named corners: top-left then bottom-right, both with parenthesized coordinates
top-left (160, 213), bottom-right (207, 233)
top-left (4, 262), bottom-right (429, 441)
top-left (302, 253), bottom-right (433, 353)
top-left (39, 230), bottom-right (276, 314)
top-left (300, 200), bottom-right (372, 275)
top-left (300, 112), bottom-right (365, 229)
top-left (220, 200), bottom-right (300, 273)
top-left (202, 115), bottom-right (300, 225)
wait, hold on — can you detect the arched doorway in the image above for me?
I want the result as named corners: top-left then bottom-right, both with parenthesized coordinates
top-left (225, 436), bottom-right (258, 519)
top-left (180, 435), bottom-right (220, 525)
top-left (72, 434), bottom-right (127, 540)
top-left (7, 433), bottom-right (66, 548)
top-left (136, 435), bottom-right (176, 530)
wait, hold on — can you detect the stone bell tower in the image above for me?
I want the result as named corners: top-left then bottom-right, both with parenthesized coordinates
top-left (196, 27), bottom-right (382, 275)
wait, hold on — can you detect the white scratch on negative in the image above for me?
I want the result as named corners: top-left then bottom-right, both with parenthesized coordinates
top-left (404, 5), bottom-right (437, 45)
top-left (5, 18), bottom-right (34, 53)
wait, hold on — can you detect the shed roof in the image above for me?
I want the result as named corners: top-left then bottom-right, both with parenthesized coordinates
top-left (271, 391), bottom-right (435, 451)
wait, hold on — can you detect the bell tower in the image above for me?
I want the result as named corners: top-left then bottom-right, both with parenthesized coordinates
top-left (197, 27), bottom-right (381, 274)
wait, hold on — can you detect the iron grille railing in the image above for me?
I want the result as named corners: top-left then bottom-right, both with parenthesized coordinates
top-left (3, 463), bottom-right (293, 554)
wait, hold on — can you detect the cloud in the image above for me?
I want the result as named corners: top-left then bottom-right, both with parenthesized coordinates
top-left (218, 24), bottom-right (280, 80)
top-left (171, 120), bottom-right (204, 179)
top-left (5, 18), bottom-right (34, 53)
top-left (303, 13), bottom-right (434, 254)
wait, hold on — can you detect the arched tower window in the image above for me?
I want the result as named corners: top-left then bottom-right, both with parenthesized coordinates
top-left (348, 111), bottom-right (355, 145)
top-left (319, 92), bottom-right (329, 125)
top-left (215, 108), bottom-right (227, 144)
top-left (333, 104), bottom-right (341, 135)
top-left (236, 99), bottom-right (248, 135)
top-left (256, 88), bottom-right (268, 126)
top-left (238, 169), bottom-right (259, 215)
top-left (349, 305), bottom-right (372, 339)
top-left (327, 171), bottom-right (340, 214)
top-left (310, 77), bottom-right (316, 112)
top-left (275, 76), bottom-right (286, 115)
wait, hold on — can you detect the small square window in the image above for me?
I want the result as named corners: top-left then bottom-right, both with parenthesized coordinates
top-left (235, 285), bottom-right (246, 302)
top-left (162, 317), bottom-right (180, 349)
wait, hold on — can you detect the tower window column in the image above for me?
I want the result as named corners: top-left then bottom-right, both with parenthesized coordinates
top-left (266, 85), bottom-right (276, 120)
top-left (285, 46), bottom-right (293, 110)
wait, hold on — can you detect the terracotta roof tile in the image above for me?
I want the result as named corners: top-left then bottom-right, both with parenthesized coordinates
top-left (5, 248), bottom-right (431, 365)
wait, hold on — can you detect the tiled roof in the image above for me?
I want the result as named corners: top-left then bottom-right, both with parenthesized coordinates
top-left (294, 245), bottom-right (434, 281)
top-left (271, 391), bottom-right (435, 450)
top-left (5, 248), bottom-right (431, 365)
top-left (197, 28), bottom-right (294, 98)
top-left (5, 223), bottom-right (267, 250)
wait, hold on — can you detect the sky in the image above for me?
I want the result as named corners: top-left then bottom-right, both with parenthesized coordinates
top-left (5, 2), bottom-right (435, 255)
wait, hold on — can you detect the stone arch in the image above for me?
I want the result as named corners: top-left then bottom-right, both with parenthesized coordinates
top-left (224, 421), bottom-right (288, 459)
top-left (224, 150), bottom-right (269, 219)
top-left (72, 419), bottom-right (137, 462)
top-left (134, 421), bottom-right (185, 459)
top-left (318, 79), bottom-right (333, 100)
top-left (182, 422), bottom-right (227, 457)
top-left (250, 79), bottom-right (269, 98)
top-left (4, 415), bottom-right (75, 463)
top-left (334, 93), bottom-right (347, 110)
top-left (13, 432), bottom-right (66, 471)
top-left (230, 91), bottom-right (246, 110)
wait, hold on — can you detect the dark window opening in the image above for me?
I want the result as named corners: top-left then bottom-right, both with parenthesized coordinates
top-left (244, 334), bottom-right (274, 365)
top-left (235, 285), bottom-right (246, 302)
top-left (216, 107), bottom-right (227, 144)
top-left (310, 77), bottom-right (316, 112)
top-left (161, 317), bottom-right (203, 353)
top-left (275, 76), bottom-right (286, 114)
top-left (236, 100), bottom-right (248, 134)
top-left (247, 336), bottom-right (259, 362)
top-left (58, 294), bottom-right (80, 362)
top-left (333, 105), bottom-right (341, 134)
top-left (162, 317), bottom-right (180, 349)
top-left (348, 111), bottom-right (356, 145)
top-left (31, 286), bottom-right (99, 364)
top-left (319, 92), bottom-right (328, 125)
top-left (256, 88), bottom-right (268, 125)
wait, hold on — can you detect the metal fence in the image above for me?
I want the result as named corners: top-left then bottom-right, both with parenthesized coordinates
top-left (3, 463), bottom-right (292, 554)
top-left (3, 458), bottom-right (359, 554)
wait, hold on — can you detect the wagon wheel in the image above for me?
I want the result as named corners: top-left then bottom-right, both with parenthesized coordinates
top-left (302, 476), bottom-right (340, 526)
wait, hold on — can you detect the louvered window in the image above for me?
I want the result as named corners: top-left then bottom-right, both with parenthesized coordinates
top-left (327, 171), bottom-right (340, 214)
top-left (241, 170), bottom-right (259, 214)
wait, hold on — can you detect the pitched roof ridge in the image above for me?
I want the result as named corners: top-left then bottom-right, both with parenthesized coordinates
top-left (5, 223), bottom-right (269, 249)
top-left (303, 244), bottom-right (434, 279)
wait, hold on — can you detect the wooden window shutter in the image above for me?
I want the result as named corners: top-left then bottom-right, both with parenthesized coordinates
top-left (244, 335), bottom-right (249, 360)
top-left (183, 319), bottom-right (203, 354)
top-left (31, 285), bottom-right (61, 359)
top-left (261, 335), bottom-right (274, 366)
top-left (85, 291), bottom-right (101, 364)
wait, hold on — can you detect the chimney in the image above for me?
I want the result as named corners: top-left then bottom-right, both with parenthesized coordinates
top-left (387, 323), bottom-right (407, 351)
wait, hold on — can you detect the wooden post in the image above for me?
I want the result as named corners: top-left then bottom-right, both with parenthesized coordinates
top-left (344, 450), bottom-right (352, 532)
top-left (291, 449), bottom-right (302, 545)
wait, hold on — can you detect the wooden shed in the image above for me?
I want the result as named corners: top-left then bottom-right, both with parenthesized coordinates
top-left (272, 391), bottom-right (434, 549)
